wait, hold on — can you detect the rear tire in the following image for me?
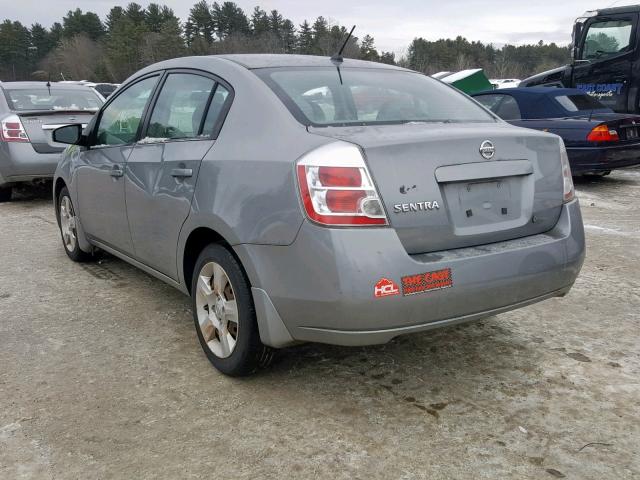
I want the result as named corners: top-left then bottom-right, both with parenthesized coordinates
top-left (57, 187), bottom-right (93, 262)
top-left (0, 186), bottom-right (12, 202)
top-left (191, 244), bottom-right (273, 376)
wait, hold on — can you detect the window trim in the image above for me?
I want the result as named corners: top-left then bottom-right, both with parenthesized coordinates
top-left (138, 68), bottom-right (235, 144)
top-left (88, 72), bottom-right (163, 149)
top-left (577, 14), bottom-right (637, 63)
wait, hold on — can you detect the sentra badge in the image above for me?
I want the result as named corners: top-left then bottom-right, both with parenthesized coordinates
top-left (393, 201), bottom-right (440, 213)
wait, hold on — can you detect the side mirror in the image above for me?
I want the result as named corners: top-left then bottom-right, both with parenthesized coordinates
top-left (571, 21), bottom-right (584, 62)
top-left (53, 124), bottom-right (84, 145)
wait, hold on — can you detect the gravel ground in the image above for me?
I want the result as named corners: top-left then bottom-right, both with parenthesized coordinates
top-left (0, 169), bottom-right (639, 479)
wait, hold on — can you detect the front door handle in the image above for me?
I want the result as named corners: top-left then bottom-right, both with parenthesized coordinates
top-left (171, 168), bottom-right (193, 178)
top-left (110, 165), bottom-right (124, 178)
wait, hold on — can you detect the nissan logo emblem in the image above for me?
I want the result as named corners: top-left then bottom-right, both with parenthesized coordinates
top-left (479, 140), bottom-right (495, 160)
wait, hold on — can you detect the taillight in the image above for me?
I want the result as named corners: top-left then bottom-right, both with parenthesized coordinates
top-left (296, 142), bottom-right (388, 226)
top-left (587, 124), bottom-right (619, 142)
top-left (559, 139), bottom-right (575, 203)
top-left (0, 115), bottom-right (29, 142)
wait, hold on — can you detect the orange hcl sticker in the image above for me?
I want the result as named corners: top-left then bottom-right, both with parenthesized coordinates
top-left (401, 268), bottom-right (453, 296)
top-left (374, 278), bottom-right (400, 298)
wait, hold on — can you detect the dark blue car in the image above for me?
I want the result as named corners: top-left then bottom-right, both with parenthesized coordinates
top-left (472, 87), bottom-right (640, 175)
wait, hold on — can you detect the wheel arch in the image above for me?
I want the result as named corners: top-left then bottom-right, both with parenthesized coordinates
top-left (53, 177), bottom-right (66, 205)
top-left (181, 226), bottom-right (250, 295)
top-left (53, 177), bottom-right (68, 224)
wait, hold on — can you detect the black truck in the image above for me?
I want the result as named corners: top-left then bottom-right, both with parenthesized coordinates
top-left (521, 5), bottom-right (640, 114)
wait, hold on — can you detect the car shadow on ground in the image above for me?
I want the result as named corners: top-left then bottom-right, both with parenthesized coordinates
top-left (254, 315), bottom-right (541, 416)
top-left (573, 167), bottom-right (640, 188)
top-left (9, 181), bottom-right (53, 202)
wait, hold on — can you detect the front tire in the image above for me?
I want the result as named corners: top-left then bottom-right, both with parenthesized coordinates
top-left (191, 244), bottom-right (273, 376)
top-left (57, 187), bottom-right (92, 262)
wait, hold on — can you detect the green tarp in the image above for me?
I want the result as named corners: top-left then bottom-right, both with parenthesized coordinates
top-left (433, 69), bottom-right (494, 95)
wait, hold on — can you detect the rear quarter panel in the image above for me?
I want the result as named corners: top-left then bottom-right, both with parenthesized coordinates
top-left (509, 119), bottom-right (592, 146)
top-left (174, 58), bottom-right (331, 284)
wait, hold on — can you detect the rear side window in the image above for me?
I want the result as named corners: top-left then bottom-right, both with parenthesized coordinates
top-left (494, 96), bottom-right (521, 120)
top-left (555, 94), bottom-right (605, 112)
top-left (200, 85), bottom-right (230, 136)
top-left (475, 94), bottom-right (521, 120)
top-left (95, 76), bottom-right (158, 146)
top-left (256, 68), bottom-right (495, 126)
top-left (475, 94), bottom-right (504, 112)
top-left (147, 73), bottom-right (217, 140)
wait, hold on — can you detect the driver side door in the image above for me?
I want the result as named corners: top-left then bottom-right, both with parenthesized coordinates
top-left (76, 74), bottom-right (160, 254)
top-left (573, 13), bottom-right (637, 112)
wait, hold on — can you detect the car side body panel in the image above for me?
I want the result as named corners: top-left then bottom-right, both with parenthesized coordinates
top-left (54, 55), bottom-right (586, 350)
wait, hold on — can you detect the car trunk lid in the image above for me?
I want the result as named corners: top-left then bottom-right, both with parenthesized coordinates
top-left (309, 123), bottom-right (564, 254)
top-left (16, 110), bottom-right (95, 153)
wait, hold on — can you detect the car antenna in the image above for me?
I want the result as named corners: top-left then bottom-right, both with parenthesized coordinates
top-left (331, 25), bottom-right (355, 85)
top-left (46, 73), bottom-right (51, 96)
top-left (331, 25), bottom-right (356, 64)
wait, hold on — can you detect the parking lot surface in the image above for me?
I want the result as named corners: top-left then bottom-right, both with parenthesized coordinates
top-left (1, 169), bottom-right (639, 479)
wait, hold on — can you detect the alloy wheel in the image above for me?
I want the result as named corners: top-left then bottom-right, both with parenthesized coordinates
top-left (59, 196), bottom-right (77, 253)
top-left (195, 262), bottom-right (239, 358)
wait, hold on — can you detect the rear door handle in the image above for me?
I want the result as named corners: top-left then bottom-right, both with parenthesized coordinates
top-left (171, 168), bottom-right (193, 178)
top-left (110, 165), bottom-right (124, 178)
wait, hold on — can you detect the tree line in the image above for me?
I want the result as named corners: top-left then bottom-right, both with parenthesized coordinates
top-left (0, 2), bottom-right (569, 83)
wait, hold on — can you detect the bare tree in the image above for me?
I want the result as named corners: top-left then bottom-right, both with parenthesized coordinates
top-left (40, 34), bottom-right (102, 81)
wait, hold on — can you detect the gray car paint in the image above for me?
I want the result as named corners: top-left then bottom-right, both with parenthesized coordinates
top-left (54, 54), bottom-right (585, 349)
top-left (0, 82), bottom-right (101, 188)
top-left (309, 123), bottom-right (565, 254)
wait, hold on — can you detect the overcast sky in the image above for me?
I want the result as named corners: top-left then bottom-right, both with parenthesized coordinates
top-left (3, 0), bottom-right (636, 54)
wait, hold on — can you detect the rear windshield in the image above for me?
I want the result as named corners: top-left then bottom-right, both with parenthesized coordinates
top-left (4, 87), bottom-right (102, 112)
top-left (555, 94), bottom-right (605, 112)
top-left (255, 67), bottom-right (496, 126)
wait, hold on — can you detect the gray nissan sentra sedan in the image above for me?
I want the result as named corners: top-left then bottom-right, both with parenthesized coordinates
top-left (51, 55), bottom-right (585, 376)
top-left (0, 82), bottom-right (103, 201)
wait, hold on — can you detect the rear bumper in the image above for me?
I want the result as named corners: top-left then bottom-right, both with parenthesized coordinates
top-left (567, 144), bottom-right (640, 174)
top-left (235, 199), bottom-right (585, 347)
top-left (0, 142), bottom-right (61, 186)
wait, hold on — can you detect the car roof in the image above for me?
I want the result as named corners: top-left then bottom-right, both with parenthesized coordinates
top-left (474, 87), bottom-right (588, 97)
top-left (473, 87), bottom-right (612, 118)
top-left (585, 5), bottom-right (640, 16)
top-left (216, 54), bottom-right (408, 71)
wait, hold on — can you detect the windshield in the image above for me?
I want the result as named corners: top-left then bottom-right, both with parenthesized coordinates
top-left (256, 67), bottom-right (496, 126)
top-left (4, 87), bottom-right (103, 112)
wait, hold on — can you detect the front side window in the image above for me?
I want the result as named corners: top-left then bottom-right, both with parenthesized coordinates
top-left (581, 19), bottom-right (633, 60)
top-left (4, 87), bottom-right (102, 112)
top-left (256, 68), bottom-right (496, 126)
top-left (146, 73), bottom-right (217, 140)
top-left (95, 76), bottom-right (158, 146)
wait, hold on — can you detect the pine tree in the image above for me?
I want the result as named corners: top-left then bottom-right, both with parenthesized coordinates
top-left (124, 3), bottom-right (147, 26)
top-left (281, 19), bottom-right (296, 53)
top-left (250, 7), bottom-right (269, 37)
top-left (187, 0), bottom-right (214, 44)
top-left (105, 7), bottom-right (125, 34)
top-left (360, 35), bottom-right (379, 61)
top-left (62, 9), bottom-right (104, 41)
top-left (297, 20), bottom-right (313, 54)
